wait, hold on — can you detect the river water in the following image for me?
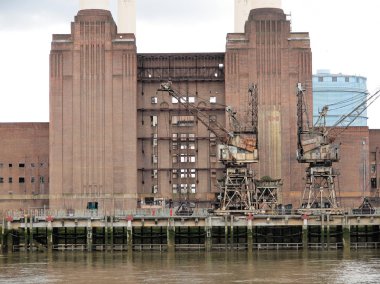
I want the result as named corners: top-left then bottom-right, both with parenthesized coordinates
top-left (0, 250), bottom-right (379, 283)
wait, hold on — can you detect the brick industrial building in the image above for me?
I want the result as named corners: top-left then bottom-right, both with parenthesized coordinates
top-left (0, 4), bottom-right (379, 211)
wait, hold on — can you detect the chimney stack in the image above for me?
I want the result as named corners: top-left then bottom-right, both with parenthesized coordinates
top-left (234, 0), bottom-right (282, 32)
top-left (118, 0), bottom-right (136, 34)
top-left (79, 0), bottom-right (110, 10)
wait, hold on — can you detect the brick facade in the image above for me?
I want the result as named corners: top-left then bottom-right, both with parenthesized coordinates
top-left (0, 8), bottom-right (377, 211)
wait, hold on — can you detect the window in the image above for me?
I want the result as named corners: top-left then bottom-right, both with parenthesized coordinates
top-left (39, 176), bottom-right (45, 184)
top-left (40, 163), bottom-right (45, 168)
top-left (190, 169), bottom-right (196, 178)
top-left (31, 163), bottom-right (35, 168)
top-left (332, 77), bottom-right (337, 82)
top-left (345, 76), bottom-right (349, 82)
top-left (371, 178), bottom-right (377, 189)
top-left (180, 169), bottom-right (196, 178)
top-left (171, 115), bottom-right (195, 127)
top-left (172, 184), bottom-right (178, 194)
top-left (180, 154), bottom-right (196, 163)
top-left (209, 115), bottom-right (217, 122)
top-left (189, 133), bottom-right (195, 141)
top-left (210, 96), bottom-right (216, 104)
top-left (31, 177), bottom-right (35, 183)
top-left (180, 184), bottom-right (188, 194)
top-left (180, 142), bottom-right (196, 150)
top-left (151, 115), bottom-right (158, 127)
top-left (152, 169), bottom-right (158, 179)
top-left (172, 141), bottom-right (178, 150)
top-left (0, 177), bottom-right (3, 183)
top-left (8, 177), bottom-right (12, 183)
top-left (172, 134), bottom-right (178, 149)
top-left (180, 133), bottom-right (187, 141)
top-left (172, 155), bottom-right (178, 163)
top-left (190, 184), bottom-right (196, 193)
top-left (178, 96), bottom-right (195, 103)
top-left (9, 164), bottom-right (12, 168)
top-left (172, 97), bottom-right (178, 104)
top-left (19, 177), bottom-right (25, 183)
top-left (151, 97), bottom-right (158, 104)
top-left (152, 185), bottom-right (158, 194)
top-left (172, 169), bottom-right (178, 179)
top-left (19, 163), bottom-right (25, 168)
top-left (371, 164), bottom-right (376, 174)
top-left (318, 77), bottom-right (323, 82)
top-left (153, 133), bottom-right (158, 146)
top-left (152, 155), bottom-right (158, 164)
top-left (180, 169), bottom-right (188, 178)
top-left (0, 163), bottom-right (3, 168)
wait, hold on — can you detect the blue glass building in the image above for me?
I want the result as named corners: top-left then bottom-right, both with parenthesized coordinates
top-left (312, 70), bottom-right (368, 126)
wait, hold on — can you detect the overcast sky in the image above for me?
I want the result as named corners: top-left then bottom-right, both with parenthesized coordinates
top-left (0, 0), bottom-right (379, 128)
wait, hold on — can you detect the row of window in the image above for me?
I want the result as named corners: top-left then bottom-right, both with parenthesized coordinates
top-left (317, 76), bottom-right (360, 83)
top-left (0, 176), bottom-right (45, 184)
top-left (172, 183), bottom-right (196, 194)
top-left (152, 154), bottom-right (197, 164)
top-left (151, 169), bottom-right (197, 179)
top-left (151, 184), bottom-right (197, 194)
top-left (150, 115), bottom-right (218, 127)
top-left (151, 96), bottom-right (217, 104)
top-left (0, 163), bottom-right (46, 168)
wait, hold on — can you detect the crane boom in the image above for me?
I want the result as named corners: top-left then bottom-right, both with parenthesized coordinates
top-left (158, 81), bottom-right (258, 164)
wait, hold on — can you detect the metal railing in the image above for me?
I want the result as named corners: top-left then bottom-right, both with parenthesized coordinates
top-left (254, 243), bottom-right (303, 250)
top-left (2, 207), bottom-right (380, 220)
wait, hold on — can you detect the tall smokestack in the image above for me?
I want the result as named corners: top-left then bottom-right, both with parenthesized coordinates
top-left (80, 0), bottom-right (110, 10)
top-left (234, 0), bottom-right (282, 32)
top-left (118, 0), bottom-right (136, 34)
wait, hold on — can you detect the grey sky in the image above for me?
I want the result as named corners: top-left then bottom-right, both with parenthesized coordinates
top-left (0, 0), bottom-right (379, 127)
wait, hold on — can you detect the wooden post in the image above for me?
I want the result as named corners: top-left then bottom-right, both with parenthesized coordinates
top-left (1, 218), bottom-right (4, 252)
top-left (29, 216), bottom-right (34, 250)
top-left (47, 221), bottom-right (53, 252)
top-left (230, 216), bottom-right (234, 249)
top-left (87, 219), bottom-right (92, 252)
top-left (321, 214), bottom-right (325, 250)
top-left (6, 221), bottom-right (13, 253)
top-left (167, 219), bottom-right (175, 253)
top-left (302, 218), bottom-right (308, 251)
top-left (326, 214), bottom-right (330, 250)
top-left (224, 216), bottom-right (229, 249)
top-left (205, 217), bottom-right (212, 252)
top-left (343, 223), bottom-right (351, 253)
top-left (127, 219), bottom-right (133, 252)
top-left (247, 218), bottom-right (253, 252)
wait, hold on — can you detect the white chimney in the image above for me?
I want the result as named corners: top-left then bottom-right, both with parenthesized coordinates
top-left (234, 0), bottom-right (282, 32)
top-left (80, 0), bottom-right (110, 10)
top-left (118, 0), bottom-right (136, 34)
